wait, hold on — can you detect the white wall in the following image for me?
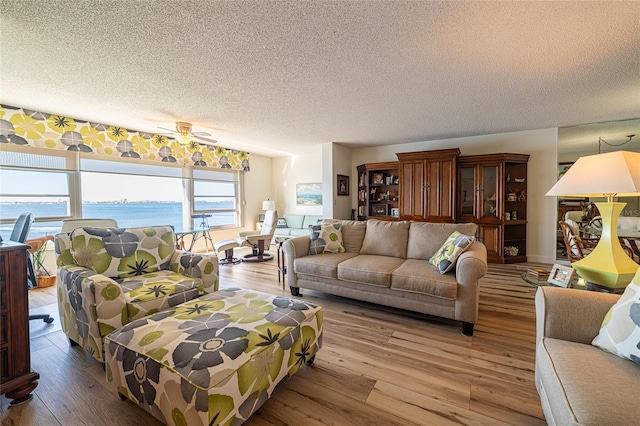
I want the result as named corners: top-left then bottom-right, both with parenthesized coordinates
top-left (351, 128), bottom-right (559, 263)
top-left (272, 145), bottom-right (324, 217)
top-left (329, 142), bottom-right (353, 219)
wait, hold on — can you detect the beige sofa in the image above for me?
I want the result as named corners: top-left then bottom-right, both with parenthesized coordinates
top-left (283, 219), bottom-right (487, 335)
top-left (535, 286), bottom-right (640, 425)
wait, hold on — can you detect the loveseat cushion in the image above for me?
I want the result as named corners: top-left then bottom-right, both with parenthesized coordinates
top-left (537, 337), bottom-right (640, 425)
top-left (407, 222), bottom-right (477, 260)
top-left (337, 255), bottom-right (405, 287)
top-left (294, 252), bottom-right (359, 279)
top-left (359, 220), bottom-right (410, 258)
top-left (70, 226), bottom-right (176, 279)
top-left (391, 259), bottom-right (458, 299)
top-left (302, 215), bottom-right (323, 229)
top-left (283, 214), bottom-right (305, 229)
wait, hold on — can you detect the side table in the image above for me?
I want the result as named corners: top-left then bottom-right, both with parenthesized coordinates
top-left (275, 237), bottom-right (290, 289)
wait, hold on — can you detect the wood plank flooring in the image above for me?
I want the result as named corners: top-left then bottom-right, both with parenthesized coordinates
top-left (1, 250), bottom-right (548, 425)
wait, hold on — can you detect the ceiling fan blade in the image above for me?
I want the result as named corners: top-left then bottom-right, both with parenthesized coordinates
top-left (195, 136), bottom-right (218, 144)
top-left (192, 131), bottom-right (212, 137)
top-left (157, 126), bottom-right (177, 134)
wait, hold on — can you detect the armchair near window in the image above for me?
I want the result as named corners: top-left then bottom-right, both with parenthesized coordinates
top-left (55, 225), bottom-right (219, 363)
top-left (237, 209), bottom-right (278, 261)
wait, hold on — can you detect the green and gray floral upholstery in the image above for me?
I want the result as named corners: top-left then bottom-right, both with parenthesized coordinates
top-left (105, 288), bottom-right (323, 425)
top-left (55, 225), bottom-right (219, 363)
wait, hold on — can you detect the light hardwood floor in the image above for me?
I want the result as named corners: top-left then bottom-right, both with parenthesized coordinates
top-left (1, 251), bottom-right (548, 425)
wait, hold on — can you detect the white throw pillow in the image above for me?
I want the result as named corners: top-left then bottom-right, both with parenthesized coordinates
top-left (592, 281), bottom-right (640, 366)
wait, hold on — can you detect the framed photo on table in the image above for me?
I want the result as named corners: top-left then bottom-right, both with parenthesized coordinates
top-left (547, 264), bottom-right (575, 288)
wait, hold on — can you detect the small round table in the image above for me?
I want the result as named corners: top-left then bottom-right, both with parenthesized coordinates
top-left (520, 272), bottom-right (586, 290)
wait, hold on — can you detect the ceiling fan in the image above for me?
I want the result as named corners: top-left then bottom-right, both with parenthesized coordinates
top-left (158, 122), bottom-right (217, 145)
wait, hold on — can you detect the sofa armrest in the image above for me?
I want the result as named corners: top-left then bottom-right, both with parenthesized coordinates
top-left (453, 241), bottom-right (487, 324)
top-left (170, 250), bottom-right (219, 294)
top-left (283, 235), bottom-right (311, 287)
top-left (535, 286), bottom-right (619, 345)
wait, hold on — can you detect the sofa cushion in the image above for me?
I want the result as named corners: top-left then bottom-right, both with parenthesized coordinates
top-left (70, 226), bottom-right (175, 279)
top-left (592, 281), bottom-right (640, 365)
top-left (537, 337), bottom-right (640, 425)
top-left (391, 259), bottom-right (457, 299)
top-left (284, 214), bottom-right (305, 229)
top-left (429, 231), bottom-right (475, 274)
top-left (407, 222), bottom-right (478, 260)
top-left (294, 252), bottom-right (359, 279)
top-left (359, 220), bottom-right (410, 258)
top-left (337, 255), bottom-right (405, 287)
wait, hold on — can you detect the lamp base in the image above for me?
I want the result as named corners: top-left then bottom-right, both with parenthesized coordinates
top-left (573, 202), bottom-right (639, 290)
top-left (585, 281), bottom-right (626, 294)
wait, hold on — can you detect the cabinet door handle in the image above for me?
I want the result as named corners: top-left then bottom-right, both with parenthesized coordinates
top-left (423, 183), bottom-right (430, 190)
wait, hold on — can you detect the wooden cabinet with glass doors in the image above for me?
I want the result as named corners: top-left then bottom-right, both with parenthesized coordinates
top-left (457, 153), bottom-right (530, 263)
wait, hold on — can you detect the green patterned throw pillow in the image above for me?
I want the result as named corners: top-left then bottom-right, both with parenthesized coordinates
top-left (309, 223), bottom-right (345, 255)
top-left (592, 280), bottom-right (640, 366)
top-left (429, 231), bottom-right (475, 274)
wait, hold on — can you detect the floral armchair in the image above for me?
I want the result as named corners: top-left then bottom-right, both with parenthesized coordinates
top-left (55, 225), bottom-right (219, 363)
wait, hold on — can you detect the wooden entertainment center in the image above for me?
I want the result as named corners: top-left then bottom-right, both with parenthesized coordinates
top-left (357, 150), bottom-right (530, 263)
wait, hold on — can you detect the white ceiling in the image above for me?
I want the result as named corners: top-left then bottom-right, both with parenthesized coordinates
top-left (1, 1), bottom-right (639, 157)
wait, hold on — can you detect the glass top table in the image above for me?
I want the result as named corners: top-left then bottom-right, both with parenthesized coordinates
top-left (520, 272), bottom-right (587, 290)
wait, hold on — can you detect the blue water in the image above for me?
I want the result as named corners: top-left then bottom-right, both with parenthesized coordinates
top-left (0, 202), bottom-right (234, 239)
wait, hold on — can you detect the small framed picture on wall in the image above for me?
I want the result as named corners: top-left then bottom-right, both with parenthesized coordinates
top-left (337, 174), bottom-right (349, 196)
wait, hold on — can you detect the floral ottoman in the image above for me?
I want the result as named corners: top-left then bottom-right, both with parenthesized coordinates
top-left (105, 288), bottom-right (323, 425)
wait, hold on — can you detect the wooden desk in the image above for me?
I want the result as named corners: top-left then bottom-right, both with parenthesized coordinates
top-left (0, 241), bottom-right (39, 406)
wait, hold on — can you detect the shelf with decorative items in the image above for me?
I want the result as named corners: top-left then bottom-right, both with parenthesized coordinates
top-left (457, 153), bottom-right (529, 263)
top-left (356, 161), bottom-right (399, 220)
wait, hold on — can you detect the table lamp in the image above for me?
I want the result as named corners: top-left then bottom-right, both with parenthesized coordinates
top-left (262, 200), bottom-right (276, 211)
top-left (546, 151), bottom-right (640, 290)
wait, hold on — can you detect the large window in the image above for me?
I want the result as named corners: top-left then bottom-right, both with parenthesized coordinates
top-left (81, 159), bottom-right (186, 230)
top-left (0, 149), bottom-right (242, 239)
top-left (193, 169), bottom-right (239, 228)
top-left (0, 148), bottom-right (74, 238)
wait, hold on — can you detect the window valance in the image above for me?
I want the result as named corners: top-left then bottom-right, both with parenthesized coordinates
top-left (0, 105), bottom-right (250, 171)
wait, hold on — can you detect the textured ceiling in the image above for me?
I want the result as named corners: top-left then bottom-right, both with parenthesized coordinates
top-left (1, 1), bottom-right (639, 157)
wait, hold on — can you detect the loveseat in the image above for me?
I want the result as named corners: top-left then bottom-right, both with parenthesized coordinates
top-left (535, 284), bottom-right (640, 425)
top-left (273, 214), bottom-right (323, 239)
top-left (55, 225), bottom-right (219, 363)
top-left (283, 219), bottom-right (487, 335)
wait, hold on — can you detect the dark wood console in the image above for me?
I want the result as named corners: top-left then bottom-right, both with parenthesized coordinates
top-left (0, 241), bottom-right (39, 406)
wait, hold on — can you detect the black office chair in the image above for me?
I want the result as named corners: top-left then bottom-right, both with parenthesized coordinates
top-left (10, 212), bottom-right (54, 324)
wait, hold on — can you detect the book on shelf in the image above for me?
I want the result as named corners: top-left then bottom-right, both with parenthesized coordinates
top-left (527, 268), bottom-right (550, 278)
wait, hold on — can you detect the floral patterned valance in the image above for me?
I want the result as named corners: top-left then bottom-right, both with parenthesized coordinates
top-left (0, 105), bottom-right (250, 171)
